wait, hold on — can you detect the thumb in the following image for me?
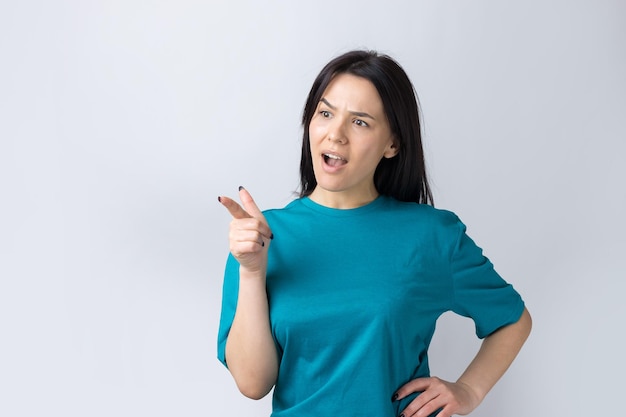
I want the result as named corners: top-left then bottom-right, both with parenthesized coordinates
top-left (238, 186), bottom-right (266, 221)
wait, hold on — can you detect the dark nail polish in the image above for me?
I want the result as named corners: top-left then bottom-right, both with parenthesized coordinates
top-left (217, 196), bottom-right (221, 202)
top-left (262, 241), bottom-right (265, 247)
top-left (270, 233), bottom-right (274, 240)
top-left (238, 185), bottom-right (244, 191)
top-left (391, 393), bottom-right (398, 402)
top-left (399, 414), bottom-right (405, 417)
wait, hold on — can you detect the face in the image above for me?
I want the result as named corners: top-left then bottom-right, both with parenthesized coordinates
top-left (308, 73), bottom-right (398, 208)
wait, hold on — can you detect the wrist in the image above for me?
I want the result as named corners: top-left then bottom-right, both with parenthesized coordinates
top-left (455, 379), bottom-right (484, 409)
top-left (239, 266), bottom-right (267, 280)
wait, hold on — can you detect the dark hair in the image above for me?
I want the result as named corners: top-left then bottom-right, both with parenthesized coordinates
top-left (298, 50), bottom-right (434, 205)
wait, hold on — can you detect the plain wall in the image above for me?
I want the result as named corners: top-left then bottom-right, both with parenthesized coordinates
top-left (1, 1), bottom-right (624, 416)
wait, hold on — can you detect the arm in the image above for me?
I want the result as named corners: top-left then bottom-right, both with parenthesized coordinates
top-left (219, 188), bottom-right (279, 399)
top-left (225, 267), bottom-right (279, 399)
top-left (394, 307), bottom-right (532, 417)
top-left (456, 307), bottom-right (532, 406)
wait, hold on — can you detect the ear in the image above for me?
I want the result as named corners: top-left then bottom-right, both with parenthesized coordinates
top-left (383, 138), bottom-right (399, 159)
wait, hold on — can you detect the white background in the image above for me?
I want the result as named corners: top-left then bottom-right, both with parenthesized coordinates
top-left (1, 1), bottom-right (624, 416)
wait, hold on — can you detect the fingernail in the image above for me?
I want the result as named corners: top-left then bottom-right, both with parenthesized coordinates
top-left (238, 185), bottom-right (244, 191)
top-left (391, 393), bottom-right (398, 402)
top-left (270, 233), bottom-right (274, 240)
top-left (399, 414), bottom-right (405, 417)
top-left (262, 241), bottom-right (265, 247)
top-left (217, 196), bottom-right (221, 202)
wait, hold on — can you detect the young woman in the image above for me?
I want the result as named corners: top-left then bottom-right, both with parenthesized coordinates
top-left (217, 50), bottom-right (531, 417)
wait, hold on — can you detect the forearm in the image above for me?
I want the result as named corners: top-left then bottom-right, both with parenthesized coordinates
top-left (457, 307), bottom-right (532, 404)
top-left (225, 267), bottom-right (279, 400)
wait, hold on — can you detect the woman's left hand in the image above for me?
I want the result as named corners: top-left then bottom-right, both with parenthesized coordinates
top-left (394, 309), bottom-right (532, 416)
top-left (393, 376), bottom-right (481, 417)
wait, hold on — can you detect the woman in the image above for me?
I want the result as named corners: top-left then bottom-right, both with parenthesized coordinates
top-left (217, 50), bottom-right (531, 417)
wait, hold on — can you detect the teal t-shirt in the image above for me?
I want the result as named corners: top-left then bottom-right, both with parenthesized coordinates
top-left (217, 196), bottom-right (524, 416)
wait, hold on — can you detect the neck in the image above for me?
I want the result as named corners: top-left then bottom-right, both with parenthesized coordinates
top-left (308, 187), bottom-right (379, 209)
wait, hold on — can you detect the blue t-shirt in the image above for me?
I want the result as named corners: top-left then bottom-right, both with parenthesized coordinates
top-left (217, 196), bottom-right (524, 416)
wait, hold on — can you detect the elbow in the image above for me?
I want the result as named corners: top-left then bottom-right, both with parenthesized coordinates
top-left (224, 346), bottom-right (278, 400)
top-left (236, 380), bottom-right (274, 400)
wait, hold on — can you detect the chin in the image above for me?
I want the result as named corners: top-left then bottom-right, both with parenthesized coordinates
top-left (314, 182), bottom-right (346, 193)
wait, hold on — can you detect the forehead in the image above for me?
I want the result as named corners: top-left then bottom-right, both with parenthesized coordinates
top-left (321, 73), bottom-right (384, 111)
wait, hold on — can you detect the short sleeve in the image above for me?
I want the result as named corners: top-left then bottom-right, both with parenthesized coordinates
top-left (449, 218), bottom-right (525, 339)
top-left (217, 253), bottom-right (240, 368)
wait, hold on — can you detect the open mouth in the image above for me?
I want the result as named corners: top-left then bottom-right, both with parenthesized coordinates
top-left (323, 153), bottom-right (347, 167)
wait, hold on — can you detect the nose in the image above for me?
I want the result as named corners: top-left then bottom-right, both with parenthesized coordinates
top-left (327, 119), bottom-right (347, 144)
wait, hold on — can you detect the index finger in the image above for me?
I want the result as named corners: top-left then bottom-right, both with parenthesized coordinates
top-left (393, 377), bottom-right (431, 401)
top-left (218, 195), bottom-right (251, 220)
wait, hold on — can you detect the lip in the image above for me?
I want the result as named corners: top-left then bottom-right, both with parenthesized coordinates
top-left (320, 150), bottom-right (348, 173)
top-left (321, 149), bottom-right (347, 161)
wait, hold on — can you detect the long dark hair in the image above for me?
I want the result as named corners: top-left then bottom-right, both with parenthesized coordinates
top-left (299, 50), bottom-right (434, 205)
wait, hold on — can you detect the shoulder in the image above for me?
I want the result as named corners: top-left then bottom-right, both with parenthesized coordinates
top-left (380, 196), bottom-right (461, 227)
top-left (261, 197), bottom-right (464, 236)
top-left (378, 197), bottom-right (467, 248)
top-left (261, 198), bottom-right (308, 222)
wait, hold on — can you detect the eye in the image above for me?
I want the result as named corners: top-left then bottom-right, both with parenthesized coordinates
top-left (319, 110), bottom-right (331, 118)
top-left (354, 119), bottom-right (369, 127)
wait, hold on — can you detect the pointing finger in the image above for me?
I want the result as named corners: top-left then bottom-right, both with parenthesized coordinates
top-left (218, 188), bottom-right (273, 241)
top-left (237, 187), bottom-right (273, 240)
top-left (218, 195), bottom-right (251, 220)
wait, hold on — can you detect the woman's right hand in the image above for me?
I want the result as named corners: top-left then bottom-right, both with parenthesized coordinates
top-left (218, 187), bottom-right (278, 399)
top-left (219, 187), bottom-right (273, 274)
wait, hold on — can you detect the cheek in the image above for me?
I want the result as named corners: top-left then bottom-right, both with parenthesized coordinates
top-left (361, 142), bottom-right (391, 165)
top-left (308, 128), bottom-right (321, 155)
top-left (308, 123), bottom-right (324, 142)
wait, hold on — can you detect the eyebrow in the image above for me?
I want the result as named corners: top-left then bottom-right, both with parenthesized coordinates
top-left (320, 98), bottom-right (376, 120)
